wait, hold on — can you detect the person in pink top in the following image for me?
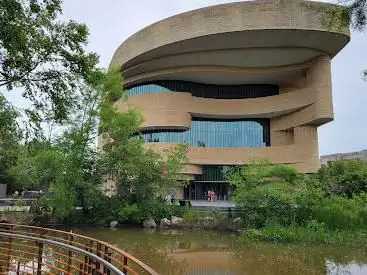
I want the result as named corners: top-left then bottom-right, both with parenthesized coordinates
top-left (210, 190), bottom-right (215, 202)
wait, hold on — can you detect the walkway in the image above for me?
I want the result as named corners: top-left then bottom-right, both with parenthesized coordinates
top-left (190, 200), bottom-right (235, 208)
top-left (0, 223), bottom-right (158, 275)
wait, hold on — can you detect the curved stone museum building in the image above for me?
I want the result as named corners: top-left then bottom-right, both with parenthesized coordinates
top-left (110, 0), bottom-right (350, 200)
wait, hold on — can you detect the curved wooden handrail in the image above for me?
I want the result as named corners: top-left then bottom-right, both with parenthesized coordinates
top-left (0, 223), bottom-right (159, 275)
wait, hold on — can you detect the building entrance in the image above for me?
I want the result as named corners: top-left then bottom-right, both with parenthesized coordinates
top-left (184, 181), bottom-right (233, 201)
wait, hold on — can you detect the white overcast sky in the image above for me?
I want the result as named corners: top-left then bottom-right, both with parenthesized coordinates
top-left (7, 0), bottom-right (367, 156)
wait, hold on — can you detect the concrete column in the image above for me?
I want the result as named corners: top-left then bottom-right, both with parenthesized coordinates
top-left (294, 126), bottom-right (320, 172)
top-left (306, 55), bottom-right (333, 123)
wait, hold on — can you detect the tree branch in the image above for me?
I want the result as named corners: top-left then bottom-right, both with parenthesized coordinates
top-left (0, 55), bottom-right (50, 87)
top-left (22, 73), bottom-right (61, 83)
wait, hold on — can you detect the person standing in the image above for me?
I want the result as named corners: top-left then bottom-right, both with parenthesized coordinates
top-left (207, 189), bottom-right (211, 201)
top-left (210, 190), bottom-right (215, 202)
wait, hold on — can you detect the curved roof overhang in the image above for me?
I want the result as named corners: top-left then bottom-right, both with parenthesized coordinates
top-left (111, 0), bottom-right (350, 86)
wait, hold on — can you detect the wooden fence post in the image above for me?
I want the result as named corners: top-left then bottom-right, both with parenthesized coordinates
top-left (103, 246), bottom-right (110, 275)
top-left (84, 243), bottom-right (89, 275)
top-left (88, 240), bottom-right (94, 274)
top-left (68, 231), bottom-right (74, 274)
top-left (123, 256), bottom-right (128, 275)
top-left (36, 241), bottom-right (44, 275)
top-left (96, 243), bottom-right (102, 274)
top-left (5, 225), bottom-right (13, 273)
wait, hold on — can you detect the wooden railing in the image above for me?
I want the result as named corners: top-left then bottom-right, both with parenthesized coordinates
top-left (0, 223), bottom-right (158, 275)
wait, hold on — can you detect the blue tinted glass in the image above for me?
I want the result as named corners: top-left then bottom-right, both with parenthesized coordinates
top-left (140, 119), bottom-right (269, 148)
top-left (127, 84), bottom-right (171, 97)
top-left (126, 81), bottom-right (279, 99)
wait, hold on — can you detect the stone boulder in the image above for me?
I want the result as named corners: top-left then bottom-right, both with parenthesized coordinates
top-left (160, 218), bottom-right (171, 228)
top-left (171, 216), bottom-right (184, 226)
top-left (202, 216), bottom-right (215, 227)
top-left (109, 221), bottom-right (118, 228)
top-left (143, 218), bottom-right (156, 228)
top-left (204, 216), bottom-right (215, 221)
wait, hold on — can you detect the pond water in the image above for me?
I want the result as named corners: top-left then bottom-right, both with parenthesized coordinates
top-left (74, 227), bottom-right (367, 275)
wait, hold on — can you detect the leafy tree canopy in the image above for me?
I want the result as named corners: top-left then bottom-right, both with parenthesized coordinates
top-left (228, 160), bottom-right (323, 228)
top-left (98, 69), bottom-right (187, 204)
top-left (0, 95), bottom-right (21, 187)
top-left (318, 159), bottom-right (367, 198)
top-left (318, 0), bottom-right (367, 31)
top-left (9, 68), bottom-right (187, 220)
top-left (229, 159), bottom-right (299, 192)
top-left (339, 0), bottom-right (367, 31)
top-left (0, 0), bottom-right (100, 124)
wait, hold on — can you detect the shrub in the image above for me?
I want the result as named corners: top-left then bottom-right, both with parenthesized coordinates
top-left (118, 203), bottom-right (140, 223)
top-left (214, 209), bottom-right (225, 220)
top-left (241, 226), bottom-right (360, 245)
top-left (183, 206), bottom-right (199, 222)
top-left (138, 199), bottom-right (174, 221)
top-left (242, 227), bottom-right (299, 243)
top-left (234, 181), bottom-right (323, 228)
top-left (305, 220), bottom-right (326, 232)
top-left (318, 160), bottom-right (367, 197)
top-left (30, 197), bottom-right (52, 225)
top-left (117, 199), bottom-right (174, 224)
top-left (312, 194), bottom-right (367, 230)
top-left (230, 161), bottom-right (325, 229)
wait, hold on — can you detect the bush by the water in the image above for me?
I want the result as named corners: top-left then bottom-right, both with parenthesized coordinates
top-left (242, 225), bottom-right (367, 246)
top-left (229, 159), bottom-right (367, 243)
top-left (318, 159), bottom-right (367, 197)
top-left (312, 194), bottom-right (367, 230)
top-left (117, 199), bottom-right (180, 224)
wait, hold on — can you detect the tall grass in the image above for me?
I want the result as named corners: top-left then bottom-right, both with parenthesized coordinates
top-left (242, 225), bottom-right (367, 246)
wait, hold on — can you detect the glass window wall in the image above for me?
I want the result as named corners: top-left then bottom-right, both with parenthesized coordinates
top-left (140, 118), bottom-right (270, 148)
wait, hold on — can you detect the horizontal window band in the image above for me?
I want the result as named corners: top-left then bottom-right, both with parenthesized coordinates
top-left (125, 80), bottom-right (279, 99)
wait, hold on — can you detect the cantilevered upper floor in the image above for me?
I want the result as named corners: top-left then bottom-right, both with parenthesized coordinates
top-left (109, 0), bottom-right (350, 173)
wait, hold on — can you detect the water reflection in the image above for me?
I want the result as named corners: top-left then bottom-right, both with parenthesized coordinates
top-left (74, 227), bottom-right (367, 275)
top-left (327, 261), bottom-right (367, 275)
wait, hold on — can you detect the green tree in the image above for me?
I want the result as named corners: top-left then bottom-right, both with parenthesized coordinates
top-left (318, 1), bottom-right (366, 30)
top-left (10, 147), bottom-right (64, 191)
top-left (229, 159), bottom-right (299, 192)
top-left (229, 160), bottom-right (323, 228)
top-left (10, 67), bottom-right (187, 221)
top-left (10, 68), bottom-right (104, 219)
top-left (338, 0), bottom-right (366, 31)
top-left (340, 0), bottom-right (367, 78)
top-left (0, 95), bottom-right (21, 190)
top-left (0, 0), bottom-right (100, 124)
top-left (98, 69), bottom-right (187, 205)
top-left (41, 68), bottom-right (104, 219)
top-left (318, 160), bottom-right (367, 198)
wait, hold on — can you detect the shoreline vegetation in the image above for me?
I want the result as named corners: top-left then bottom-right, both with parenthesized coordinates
top-left (229, 159), bottom-right (367, 247)
top-left (4, 210), bottom-right (367, 248)
top-left (2, 158), bottom-right (367, 249)
top-left (242, 226), bottom-right (367, 247)
top-left (3, 158), bottom-right (367, 249)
